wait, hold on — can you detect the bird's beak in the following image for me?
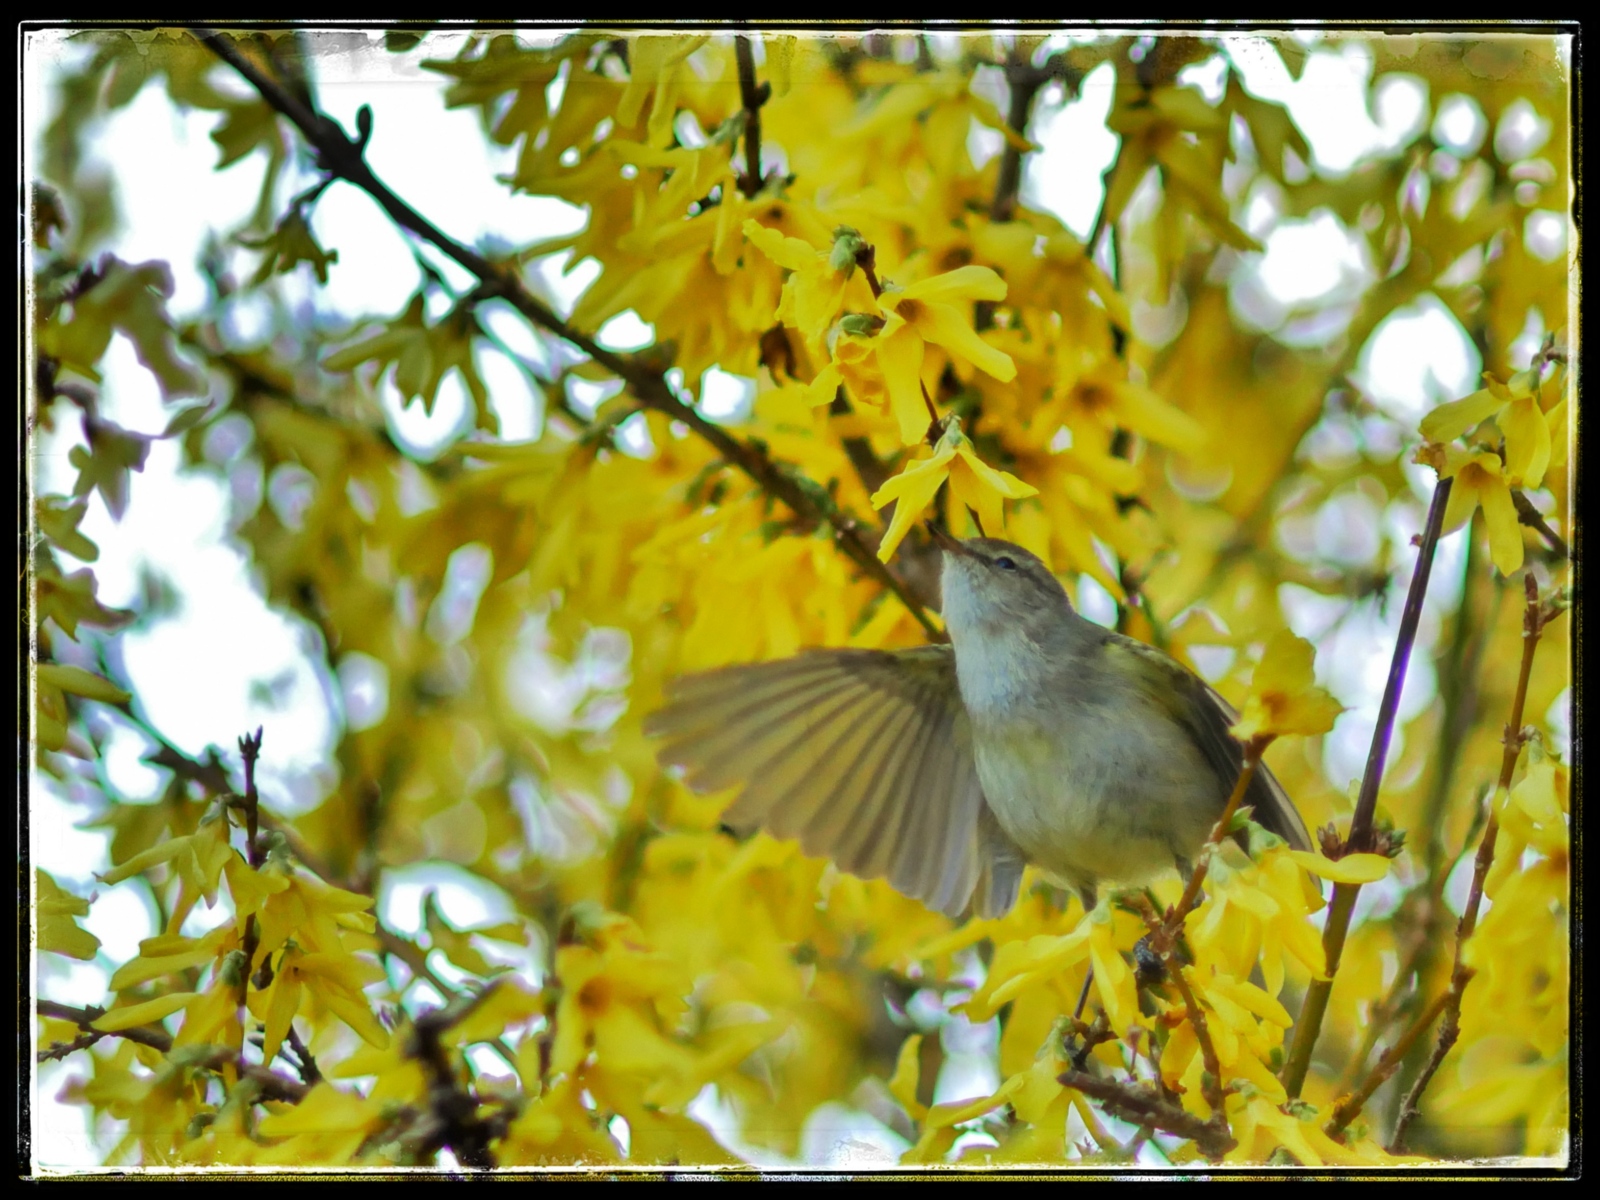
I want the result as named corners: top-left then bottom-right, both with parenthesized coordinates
top-left (925, 521), bottom-right (973, 557)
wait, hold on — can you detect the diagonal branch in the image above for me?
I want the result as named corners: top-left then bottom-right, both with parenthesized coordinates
top-left (197, 28), bottom-right (941, 639)
top-left (1059, 1069), bottom-right (1236, 1160)
top-left (1282, 477), bottom-right (1453, 1100)
top-left (1512, 489), bottom-right (1570, 558)
top-left (37, 1000), bottom-right (309, 1103)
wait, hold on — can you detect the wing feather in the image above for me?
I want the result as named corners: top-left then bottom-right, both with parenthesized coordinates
top-left (647, 647), bottom-right (1024, 919)
top-left (1101, 633), bottom-right (1314, 853)
top-left (724, 689), bottom-right (886, 835)
top-left (1196, 683), bottom-right (1314, 852)
top-left (813, 703), bottom-right (924, 867)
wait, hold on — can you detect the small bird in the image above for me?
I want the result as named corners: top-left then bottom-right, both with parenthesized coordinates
top-left (646, 532), bottom-right (1312, 920)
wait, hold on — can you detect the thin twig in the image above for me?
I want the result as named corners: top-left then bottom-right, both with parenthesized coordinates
top-left (1323, 988), bottom-right (1451, 1137)
top-left (1512, 489), bottom-right (1570, 558)
top-left (239, 726), bottom-right (264, 868)
top-left (197, 28), bottom-right (941, 639)
top-left (1132, 894), bottom-right (1230, 1130)
top-left (1158, 744), bottom-right (1263, 944)
top-left (37, 1000), bottom-right (308, 1103)
top-left (285, 1023), bottom-right (323, 1086)
top-left (1059, 1069), bottom-right (1237, 1160)
top-left (1332, 541), bottom-right (1497, 1102)
top-left (1282, 477), bottom-right (1454, 1100)
top-left (1388, 574), bottom-right (1559, 1151)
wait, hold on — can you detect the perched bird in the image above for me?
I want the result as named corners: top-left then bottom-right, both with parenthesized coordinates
top-left (646, 532), bottom-right (1312, 920)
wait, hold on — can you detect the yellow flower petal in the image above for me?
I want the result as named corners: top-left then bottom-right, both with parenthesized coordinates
top-left (889, 1034), bottom-right (928, 1120)
top-left (870, 449), bottom-right (953, 562)
top-left (1499, 394), bottom-right (1551, 488)
top-left (92, 992), bottom-right (199, 1031)
top-left (954, 444), bottom-right (1038, 500)
top-left (1287, 850), bottom-right (1393, 884)
top-left (1477, 466), bottom-right (1525, 575)
top-left (741, 219), bottom-right (821, 272)
top-left (876, 324), bottom-right (933, 445)
top-left (1231, 631), bottom-right (1343, 741)
top-left (908, 300), bottom-right (1017, 382)
top-left (900, 264), bottom-right (1008, 305)
top-left (1419, 387), bottom-right (1501, 444)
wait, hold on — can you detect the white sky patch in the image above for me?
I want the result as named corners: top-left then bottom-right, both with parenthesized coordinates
top-left (383, 371), bottom-right (474, 459)
top-left (700, 367), bottom-right (756, 420)
top-left (1433, 93), bottom-right (1488, 156)
top-left (1225, 37), bottom-right (1427, 174)
top-left (1354, 293), bottom-right (1481, 424)
top-left (83, 85), bottom-right (267, 318)
top-left (1256, 211), bottom-right (1369, 307)
top-left (596, 309), bottom-right (656, 352)
top-left (1023, 62), bottom-right (1119, 240)
top-left (1495, 97), bottom-right (1552, 162)
top-left (378, 861), bottom-right (517, 936)
top-left (800, 1102), bottom-right (910, 1167)
top-left (477, 346), bottom-right (541, 440)
top-left (1076, 574), bottom-right (1119, 630)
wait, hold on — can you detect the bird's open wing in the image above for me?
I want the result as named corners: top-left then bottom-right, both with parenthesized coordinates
top-left (645, 646), bottom-right (1022, 919)
top-left (1105, 634), bottom-right (1314, 853)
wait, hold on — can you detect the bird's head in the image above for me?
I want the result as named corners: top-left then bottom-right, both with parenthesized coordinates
top-left (928, 527), bottom-right (1074, 647)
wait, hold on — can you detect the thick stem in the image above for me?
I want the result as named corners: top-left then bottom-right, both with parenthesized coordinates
top-left (1058, 1069), bottom-right (1236, 1161)
top-left (1282, 477), bottom-right (1454, 1100)
top-left (734, 35), bottom-right (768, 198)
top-left (989, 49), bottom-right (1057, 222)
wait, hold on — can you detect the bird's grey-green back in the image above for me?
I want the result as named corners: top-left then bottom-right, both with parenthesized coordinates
top-left (647, 535), bottom-right (1311, 920)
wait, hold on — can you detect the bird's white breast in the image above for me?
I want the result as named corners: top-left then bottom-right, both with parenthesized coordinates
top-left (953, 627), bottom-right (1217, 895)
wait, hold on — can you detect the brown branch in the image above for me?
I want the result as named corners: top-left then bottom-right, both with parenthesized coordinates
top-left (734, 35), bottom-right (771, 198)
top-left (238, 727), bottom-right (264, 868)
top-left (1333, 539), bottom-right (1497, 1102)
top-left (989, 48), bottom-right (1066, 223)
top-left (1323, 988), bottom-right (1451, 1137)
top-left (198, 28), bottom-right (940, 639)
top-left (855, 241), bottom-right (883, 299)
top-left (406, 988), bottom-right (507, 1170)
top-left (1133, 893), bottom-right (1230, 1128)
top-left (37, 1000), bottom-right (309, 1103)
top-left (1512, 489), bottom-right (1570, 558)
top-left (285, 1023), bottom-right (323, 1086)
top-left (1388, 574), bottom-right (1560, 1151)
top-left (1282, 477), bottom-right (1454, 1100)
top-left (1059, 1069), bottom-right (1236, 1161)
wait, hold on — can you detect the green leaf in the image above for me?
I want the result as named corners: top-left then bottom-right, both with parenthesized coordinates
top-left (70, 420), bottom-right (151, 521)
top-left (36, 662), bottom-right (133, 705)
top-left (36, 869), bottom-right (102, 961)
top-left (161, 401), bottom-right (214, 438)
top-left (238, 209), bottom-right (339, 285)
top-left (36, 258), bottom-right (203, 398)
top-left (35, 496), bottom-right (99, 562)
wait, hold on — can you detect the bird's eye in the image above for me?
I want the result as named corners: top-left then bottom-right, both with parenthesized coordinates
top-left (994, 556), bottom-right (1017, 571)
